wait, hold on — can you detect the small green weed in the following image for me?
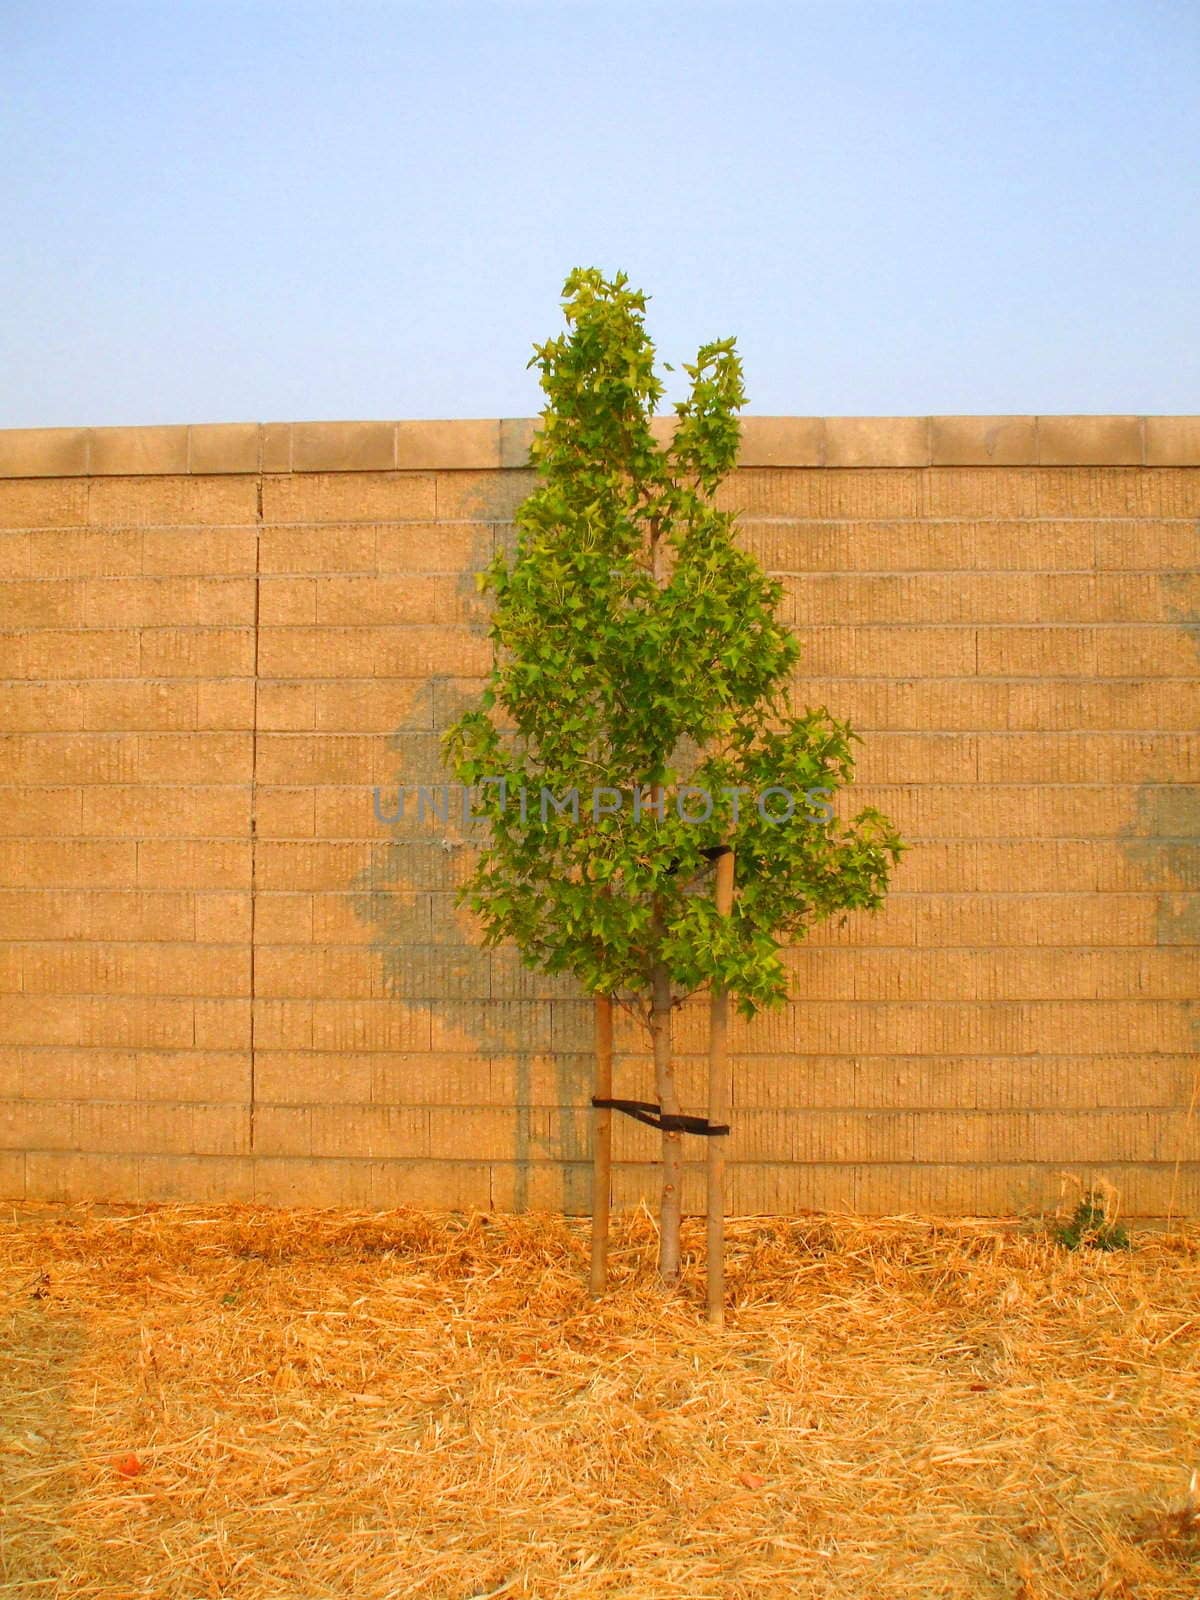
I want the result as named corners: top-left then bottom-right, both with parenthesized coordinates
top-left (1053, 1181), bottom-right (1132, 1252)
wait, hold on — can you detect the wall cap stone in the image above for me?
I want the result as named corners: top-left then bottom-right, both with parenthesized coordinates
top-left (0, 417), bottom-right (1196, 477)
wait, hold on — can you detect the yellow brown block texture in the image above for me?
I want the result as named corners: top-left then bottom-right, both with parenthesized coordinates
top-left (0, 421), bottom-right (1197, 1216)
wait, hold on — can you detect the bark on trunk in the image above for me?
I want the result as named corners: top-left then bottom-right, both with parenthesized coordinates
top-left (645, 531), bottom-right (681, 1284)
top-left (651, 960), bottom-right (682, 1283)
top-left (706, 848), bottom-right (736, 1326)
top-left (589, 993), bottom-right (614, 1297)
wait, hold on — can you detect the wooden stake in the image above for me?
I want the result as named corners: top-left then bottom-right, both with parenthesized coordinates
top-left (652, 962), bottom-right (682, 1283)
top-left (706, 848), bottom-right (736, 1327)
top-left (589, 992), bottom-right (614, 1297)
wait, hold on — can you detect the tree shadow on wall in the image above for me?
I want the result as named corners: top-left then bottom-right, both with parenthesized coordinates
top-left (1117, 560), bottom-right (1200, 1200)
top-left (1119, 562), bottom-right (1200, 962)
top-left (349, 475), bottom-right (592, 1213)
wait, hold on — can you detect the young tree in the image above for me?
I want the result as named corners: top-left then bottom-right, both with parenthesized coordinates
top-left (443, 268), bottom-right (903, 1286)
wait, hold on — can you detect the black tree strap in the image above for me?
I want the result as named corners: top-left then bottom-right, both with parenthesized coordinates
top-left (591, 1097), bottom-right (730, 1137)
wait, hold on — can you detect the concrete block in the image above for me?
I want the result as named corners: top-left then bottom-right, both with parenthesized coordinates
top-left (824, 416), bottom-right (931, 467)
top-left (89, 427), bottom-right (189, 476)
top-left (0, 428), bottom-right (90, 478)
top-left (1144, 416), bottom-right (1200, 466)
top-left (1036, 416), bottom-right (1143, 466)
top-left (187, 423), bottom-right (261, 475)
top-left (291, 422), bottom-right (396, 473)
top-left (929, 416), bottom-right (1037, 466)
top-left (738, 417), bottom-right (824, 466)
top-left (395, 420), bottom-right (501, 470)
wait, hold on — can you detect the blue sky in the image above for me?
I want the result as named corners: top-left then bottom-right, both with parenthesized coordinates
top-left (2, 0), bottom-right (1197, 427)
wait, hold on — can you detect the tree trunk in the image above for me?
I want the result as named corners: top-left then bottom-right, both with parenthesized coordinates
top-left (651, 960), bottom-right (682, 1282)
top-left (589, 992), bottom-right (614, 1297)
top-left (706, 848), bottom-right (736, 1326)
top-left (644, 524), bottom-right (682, 1284)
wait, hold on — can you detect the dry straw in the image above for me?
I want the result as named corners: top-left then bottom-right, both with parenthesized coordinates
top-left (2, 1203), bottom-right (1198, 1598)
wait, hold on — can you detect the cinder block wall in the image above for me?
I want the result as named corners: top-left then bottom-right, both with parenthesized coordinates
top-left (0, 417), bottom-right (1196, 1215)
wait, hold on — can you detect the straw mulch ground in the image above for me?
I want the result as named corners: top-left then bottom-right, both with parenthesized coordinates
top-left (2, 1204), bottom-right (1198, 1599)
